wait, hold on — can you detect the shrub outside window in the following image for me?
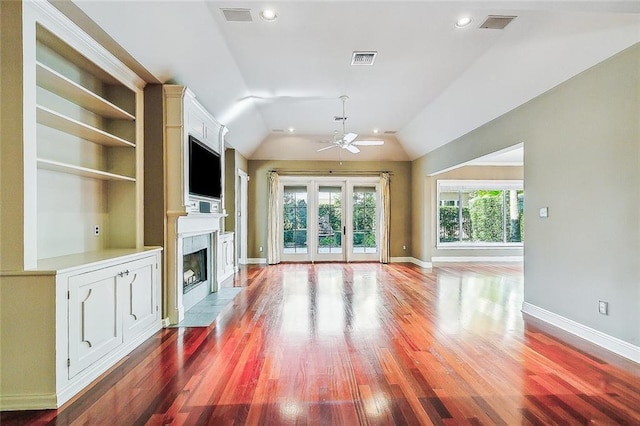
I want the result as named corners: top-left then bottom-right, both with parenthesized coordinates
top-left (437, 180), bottom-right (523, 247)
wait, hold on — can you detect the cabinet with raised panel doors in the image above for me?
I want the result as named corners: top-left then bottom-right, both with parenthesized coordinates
top-left (67, 252), bottom-right (160, 378)
top-left (218, 232), bottom-right (235, 283)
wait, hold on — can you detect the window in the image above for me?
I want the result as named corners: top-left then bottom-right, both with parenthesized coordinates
top-left (437, 180), bottom-right (523, 247)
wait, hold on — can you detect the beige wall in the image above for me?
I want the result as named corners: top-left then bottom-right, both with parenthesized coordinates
top-left (411, 43), bottom-right (640, 346)
top-left (0, 0), bottom-right (26, 271)
top-left (224, 148), bottom-right (248, 233)
top-left (247, 160), bottom-right (412, 260)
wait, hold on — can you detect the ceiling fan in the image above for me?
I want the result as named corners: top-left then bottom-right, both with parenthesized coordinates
top-left (317, 95), bottom-right (384, 154)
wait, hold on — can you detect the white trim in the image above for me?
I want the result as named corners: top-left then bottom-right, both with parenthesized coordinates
top-left (432, 256), bottom-right (523, 263)
top-left (236, 168), bottom-right (248, 265)
top-left (390, 257), bottom-right (433, 268)
top-left (436, 244), bottom-right (523, 250)
top-left (437, 179), bottom-right (523, 191)
top-left (522, 302), bottom-right (640, 364)
top-left (247, 258), bottom-right (267, 264)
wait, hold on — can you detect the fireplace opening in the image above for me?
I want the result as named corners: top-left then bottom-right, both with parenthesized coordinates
top-left (183, 248), bottom-right (208, 294)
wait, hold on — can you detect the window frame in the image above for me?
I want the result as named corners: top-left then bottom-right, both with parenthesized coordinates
top-left (436, 179), bottom-right (524, 249)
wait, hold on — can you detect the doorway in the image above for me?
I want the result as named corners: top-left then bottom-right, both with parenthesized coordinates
top-left (280, 177), bottom-right (380, 262)
top-left (236, 169), bottom-right (248, 264)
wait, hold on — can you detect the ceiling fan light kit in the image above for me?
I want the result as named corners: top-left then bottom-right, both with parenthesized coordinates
top-left (317, 96), bottom-right (384, 155)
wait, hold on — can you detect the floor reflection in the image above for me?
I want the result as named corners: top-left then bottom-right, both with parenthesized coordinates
top-left (436, 268), bottom-right (524, 336)
top-left (280, 265), bottom-right (383, 342)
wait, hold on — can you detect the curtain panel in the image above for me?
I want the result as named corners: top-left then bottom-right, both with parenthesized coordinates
top-left (380, 172), bottom-right (390, 263)
top-left (267, 171), bottom-right (281, 264)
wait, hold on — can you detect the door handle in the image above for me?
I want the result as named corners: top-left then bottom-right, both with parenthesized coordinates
top-left (343, 226), bottom-right (346, 235)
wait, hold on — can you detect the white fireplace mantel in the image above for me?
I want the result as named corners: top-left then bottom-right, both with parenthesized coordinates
top-left (166, 212), bottom-right (228, 325)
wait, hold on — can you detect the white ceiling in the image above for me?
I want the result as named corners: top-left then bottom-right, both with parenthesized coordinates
top-left (73, 1), bottom-right (640, 162)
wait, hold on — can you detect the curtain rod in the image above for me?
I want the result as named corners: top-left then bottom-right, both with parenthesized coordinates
top-left (268, 169), bottom-right (392, 176)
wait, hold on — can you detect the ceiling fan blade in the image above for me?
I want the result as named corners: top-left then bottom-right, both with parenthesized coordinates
top-left (343, 132), bottom-right (358, 144)
top-left (345, 144), bottom-right (360, 154)
top-left (317, 145), bottom-right (338, 152)
top-left (353, 140), bottom-right (385, 146)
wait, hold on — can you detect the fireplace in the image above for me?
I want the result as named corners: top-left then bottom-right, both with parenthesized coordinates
top-left (181, 233), bottom-right (215, 312)
top-left (183, 248), bottom-right (207, 294)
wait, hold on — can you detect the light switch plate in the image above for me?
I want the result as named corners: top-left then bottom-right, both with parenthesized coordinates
top-left (598, 300), bottom-right (608, 315)
top-left (539, 207), bottom-right (548, 218)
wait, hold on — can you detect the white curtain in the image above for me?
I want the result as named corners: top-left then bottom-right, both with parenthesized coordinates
top-left (380, 172), bottom-right (390, 264)
top-left (267, 171), bottom-right (281, 264)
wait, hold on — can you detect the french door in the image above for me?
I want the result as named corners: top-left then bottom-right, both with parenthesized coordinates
top-left (281, 177), bottom-right (380, 262)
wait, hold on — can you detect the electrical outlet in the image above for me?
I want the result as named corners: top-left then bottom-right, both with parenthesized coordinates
top-left (94, 225), bottom-right (100, 236)
top-left (598, 300), bottom-right (608, 315)
top-left (402, 245), bottom-right (407, 250)
top-left (259, 246), bottom-right (263, 252)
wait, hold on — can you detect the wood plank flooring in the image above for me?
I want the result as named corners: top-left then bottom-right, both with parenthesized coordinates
top-left (3, 263), bottom-right (640, 425)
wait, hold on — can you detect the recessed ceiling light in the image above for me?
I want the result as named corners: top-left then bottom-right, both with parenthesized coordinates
top-left (260, 9), bottom-right (277, 22)
top-left (455, 16), bottom-right (472, 28)
top-left (287, 127), bottom-right (295, 133)
top-left (373, 129), bottom-right (380, 134)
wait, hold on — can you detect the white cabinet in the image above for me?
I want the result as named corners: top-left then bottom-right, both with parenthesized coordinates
top-left (122, 257), bottom-right (159, 340)
top-left (68, 267), bottom-right (122, 378)
top-left (0, 249), bottom-right (162, 410)
top-left (218, 232), bottom-right (235, 283)
top-left (68, 254), bottom-right (158, 378)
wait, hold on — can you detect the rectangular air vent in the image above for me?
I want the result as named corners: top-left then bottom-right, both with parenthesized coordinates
top-left (351, 51), bottom-right (377, 66)
top-left (479, 15), bottom-right (516, 30)
top-left (384, 130), bottom-right (397, 135)
top-left (272, 129), bottom-right (285, 133)
top-left (221, 8), bottom-right (252, 22)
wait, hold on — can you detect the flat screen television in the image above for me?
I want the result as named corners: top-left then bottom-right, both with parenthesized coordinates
top-left (188, 135), bottom-right (222, 200)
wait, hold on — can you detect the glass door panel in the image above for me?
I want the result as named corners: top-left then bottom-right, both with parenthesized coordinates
top-left (283, 186), bottom-right (309, 259)
top-left (350, 185), bottom-right (379, 261)
top-left (352, 186), bottom-right (377, 254)
top-left (316, 185), bottom-right (344, 260)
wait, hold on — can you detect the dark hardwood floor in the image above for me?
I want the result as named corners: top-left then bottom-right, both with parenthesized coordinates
top-left (3, 263), bottom-right (640, 425)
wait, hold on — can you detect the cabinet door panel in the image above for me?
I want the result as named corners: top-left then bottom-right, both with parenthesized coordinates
top-left (122, 256), bottom-right (158, 340)
top-left (69, 268), bottom-right (122, 378)
top-left (187, 109), bottom-right (205, 140)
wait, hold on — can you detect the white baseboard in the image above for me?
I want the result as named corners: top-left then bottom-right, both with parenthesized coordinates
top-left (432, 256), bottom-right (523, 263)
top-left (390, 257), bottom-right (433, 268)
top-left (247, 258), bottom-right (267, 264)
top-left (522, 302), bottom-right (640, 364)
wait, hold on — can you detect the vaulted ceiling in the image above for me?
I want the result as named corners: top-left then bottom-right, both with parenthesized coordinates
top-left (72, 1), bottom-right (640, 162)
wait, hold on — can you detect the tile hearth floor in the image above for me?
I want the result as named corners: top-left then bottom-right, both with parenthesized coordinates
top-left (173, 287), bottom-right (244, 327)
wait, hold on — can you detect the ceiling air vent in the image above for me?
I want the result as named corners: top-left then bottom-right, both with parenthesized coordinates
top-left (479, 15), bottom-right (517, 29)
top-left (272, 129), bottom-right (285, 133)
top-left (351, 51), bottom-right (377, 66)
top-left (384, 130), bottom-right (397, 135)
top-left (221, 8), bottom-right (253, 22)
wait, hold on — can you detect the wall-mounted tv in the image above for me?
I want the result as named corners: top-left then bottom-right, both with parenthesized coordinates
top-left (188, 135), bottom-right (222, 200)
